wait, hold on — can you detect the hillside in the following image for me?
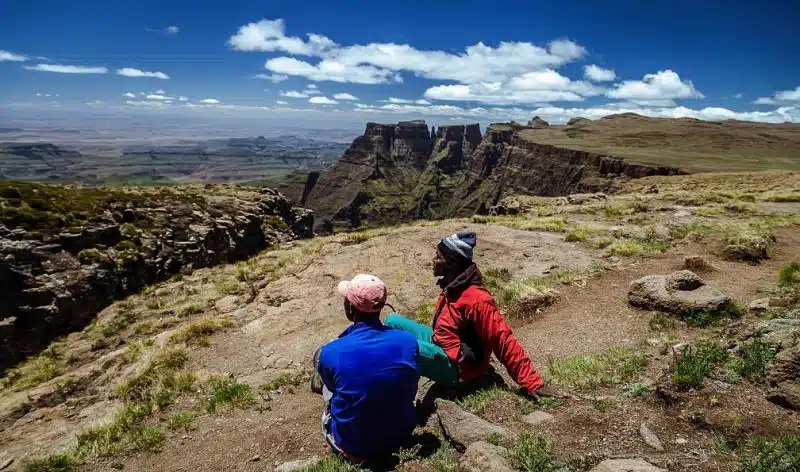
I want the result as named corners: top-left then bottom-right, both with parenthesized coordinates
top-left (522, 114), bottom-right (800, 173)
top-left (0, 136), bottom-right (347, 183)
top-left (1, 171), bottom-right (799, 471)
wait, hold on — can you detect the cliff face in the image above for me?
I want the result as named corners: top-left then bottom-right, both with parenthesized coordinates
top-left (302, 119), bottom-right (682, 230)
top-left (0, 183), bottom-right (312, 374)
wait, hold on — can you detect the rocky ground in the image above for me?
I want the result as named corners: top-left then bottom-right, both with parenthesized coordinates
top-left (1, 172), bottom-right (799, 472)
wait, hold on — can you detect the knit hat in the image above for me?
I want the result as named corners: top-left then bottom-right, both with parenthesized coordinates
top-left (337, 274), bottom-right (387, 313)
top-left (437, 232), bottom-right (477, 263)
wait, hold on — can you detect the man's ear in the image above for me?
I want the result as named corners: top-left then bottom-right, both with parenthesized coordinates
top-left (344, 299), bottom-right (354, 322)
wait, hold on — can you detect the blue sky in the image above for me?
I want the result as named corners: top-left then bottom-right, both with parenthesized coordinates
top-left (1, 0), bottom-right (799, 126)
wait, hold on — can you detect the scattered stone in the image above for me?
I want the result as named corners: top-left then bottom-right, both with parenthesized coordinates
top-left (766, 347), bottom-right (800, 410)
top-left (215, 295), bottom-right (242, 314)
top-left (460, 441), bottom-right (515, 472)
top-left (747, 318), bottom-right (800, 348)
top-left (722, 242), bottom-right (769, 262)
top-left (589, 458), bottom-right (667, 472)
top-left (638, 423), bottom-right (665, 451)
top-left (748, 298), bottom-right (771, 313)
top-left (628, 270), bottom-right (731, 314)
top-left (0, 457), bottom-right (13, 471)
top-left (567, 193), bottom-right (607, 204)
top-left (675, 438), bottom-right (688, 445)
top-left (435, 399), bottom-right (516, 450)
top-left (249, 454), bottom-right (261, 462)
top-left (522, 410), bottom-right (555, 426)
top-left (682, 255), bottom-right (714, 271)
top-left (275, 457), bottom-right (321, 472)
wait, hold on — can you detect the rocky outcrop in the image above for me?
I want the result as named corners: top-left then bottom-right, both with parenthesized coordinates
top-left (435, 399), bottom-right (516, 450)
top-left (527, 116), bottom-right (549, 128)
top-left (628, 270), bottom-right (732, 314)
top-left (460, 442), bottom-right (515, 472)
top-left (0, 183), bottom-right (312, 374)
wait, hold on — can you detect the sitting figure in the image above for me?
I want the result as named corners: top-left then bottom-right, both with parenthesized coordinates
top-left (311, 274), bottom-right (420, 464)
top-left (387, 232), bottom-right (563, 400)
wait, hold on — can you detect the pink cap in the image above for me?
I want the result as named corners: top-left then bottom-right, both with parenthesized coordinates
top-left (337, 274), bottom-right (387, 313)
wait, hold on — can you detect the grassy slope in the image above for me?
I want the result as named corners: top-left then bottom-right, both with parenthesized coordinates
top-left (521, 114), bottom-right (800, 173)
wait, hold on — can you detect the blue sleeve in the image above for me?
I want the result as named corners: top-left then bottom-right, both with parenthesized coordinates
top-left (318, 346), bottom-right (336, 393)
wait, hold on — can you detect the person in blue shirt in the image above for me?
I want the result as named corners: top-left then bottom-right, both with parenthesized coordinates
top-left (311, 274), bottom-right (420, 464)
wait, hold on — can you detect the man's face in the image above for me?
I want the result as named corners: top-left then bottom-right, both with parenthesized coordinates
top-left (433, 249), bottom-right (448, 277)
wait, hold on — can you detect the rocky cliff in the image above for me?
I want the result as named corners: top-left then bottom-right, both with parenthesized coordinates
top-left (0, 182), bottom-right (312, 373)
top-left (301, 119), bottom-right (682, 230)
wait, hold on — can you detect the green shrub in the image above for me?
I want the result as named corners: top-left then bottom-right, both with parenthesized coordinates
top-left (169, 317), bottom-right (232, 347)
top-left (204, 378), bottom-right (255, 413)
top-left (483, 267), bottom-right (513, 293)
top-left (20, 454), bottom-right (77, 472)
top-left (627, 382), bottom-right (650, 397)
top-left (509, 433), bottom-right (568, 472)
top-left (740, 436), bottom-right (800, 472)
top-left (778, 262), bottom-right (800, 287)
top-left (166, 412), bottom-right (195, 431)
top-left (671, 342), bottom-right (728, 390)
top-left (734, 340), bottom-right (777, 380)
top-left (261, 370), bottom-right (309, 391)
top-left (680, 302), bottom-right (744, 328)
top-left (75, 404), bottom-right (163, 458)
top-left (548, 348), bottom-right (648, 390)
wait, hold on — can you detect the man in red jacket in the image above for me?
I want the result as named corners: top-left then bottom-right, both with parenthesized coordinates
top-left (386, 232), bottom-right (562, 400)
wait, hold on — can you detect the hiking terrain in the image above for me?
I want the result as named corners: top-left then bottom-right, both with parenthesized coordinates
top-left (2, 169), bottom-right (799, 472)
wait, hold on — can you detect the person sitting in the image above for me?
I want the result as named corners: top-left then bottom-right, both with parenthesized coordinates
top-left (311, 274), bottom-right (420, 464)
top-left (386, 232), bottom-right (563, 401)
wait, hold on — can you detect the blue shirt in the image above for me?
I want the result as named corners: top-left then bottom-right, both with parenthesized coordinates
top-left (319, 319), bottom-right (420, 460)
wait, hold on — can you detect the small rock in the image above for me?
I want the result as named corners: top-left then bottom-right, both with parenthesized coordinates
top-left (275, 456), bottom-right (321, 472)
top-left (249, 454), bottom-right (261, 462)
top-left (589, 458), bottom-right (667, 472)
top-left (749, 298), bottom-right (771, 312)
top-left (435, 399), bottom-right (516, 450)
top-left (0, 457), bottom-right (14, 471)
top-left (639, 423), bottom-right (664, 451)
top-left (676, 438), bottom-right (688, 445)
top-left (215, 295), bottom-right (241, 314)
top-left (682, 255), bottom-right (714, 271)
top-left (522, 411), bottom-right (555, 426)
top-left (460, 441), bottom-right (515, 472)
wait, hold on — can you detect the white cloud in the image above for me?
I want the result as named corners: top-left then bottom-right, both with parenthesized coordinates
top-left (155, 89), bottom-right (166, 94)
top-left (280, 90), bottom-right (309, 98)
top-left (117, 68), bottom-right (170, 79)
top-left (145, 94), bottom-right (173, 100)
top-left (755, 86), bottom-right (800, 105)
top-left (415, 99), bottom-right (431, 105)
top-left (178, 96), bottom-right (188, 102)
top-left (233, 18), bottom-right (586, 85)
top-left (734, 93), bottom-right (743, 99)
top-left (309, 96), bottom-right (338, 105)
top-left (584, 64), bottom-right (616, 82)
top-left (276, 100), bottom-right (288, 105)
top-left (125, 100), bottom-right (168, 108)
top-left (35, 93), bottom-right (52, 97)
top-left (24, 64), bottom-right (108, 74)
top-left (255, 73), bottom-right (289, 83)
top-left (166, 26), bottom-right (180, 35)
top-left (606, 70), bottom-right (703, 104)
top-left (333, 93), bottom-right (359, 101)
top-left (0, 50), bottom-right (27, 62)
top-left (303, 87), bottom-right (322, 95)
top-left (307, 84), bottom-right (318, 89)
top-left (146, 26), bottom-right (180, 35)
top-left (123, 92), bottom-right (137, 98)
top-left (200, 98), bottom-right (220, 104)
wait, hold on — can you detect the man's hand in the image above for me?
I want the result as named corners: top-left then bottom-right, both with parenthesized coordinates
top-left (528, 385), bottom-right (566, 402)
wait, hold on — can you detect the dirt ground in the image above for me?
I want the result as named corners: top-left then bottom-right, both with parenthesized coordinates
top-left (2, 195), bottom-right (799, 472)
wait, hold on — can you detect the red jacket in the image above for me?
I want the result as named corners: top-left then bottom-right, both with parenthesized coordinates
top-left (431, 264), bottom-right (544, 394)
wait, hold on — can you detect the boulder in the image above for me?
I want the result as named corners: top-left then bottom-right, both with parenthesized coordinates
top-left (522, 411), bottom-right (555, 426)
top-left (748, 318), bottom-right (800, 348)
top-left (527, 116), bottom-right (550, 128)
top-left (215, 295), bottom-right (241, 314)
top-left (567, 117), bottom-right (590, 126)
top-left (275, 457), bottom-right (321, 472)
top-left (749, 298), bottom-right (771, 313)
top-left (682, 255), bottom-right (714, 271)
top-left (589, 459), bottom-right (667, 472)
top-left (766, 346), bottom-right (800, 410)
top-left (567, 193), bottom-right (607, 204)
top-left (460, 441), bottom-right (515, 472)
top-left (435, 399), bottom-right (515, 450)
top-left (628, 270), bottom-right (731, 314)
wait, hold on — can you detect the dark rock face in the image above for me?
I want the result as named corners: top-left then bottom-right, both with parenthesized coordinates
top-left (0, 185), bottom-right (312, 374)
top-left (527, 116), bottom-right (550, 128)
top-left (567, 117), bottom-right (590, 126)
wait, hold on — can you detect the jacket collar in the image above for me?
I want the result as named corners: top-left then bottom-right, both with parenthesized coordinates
top-left (437, 263), bottom-right (483, 301)
top-left (339, 318), bottom-right (383, 338)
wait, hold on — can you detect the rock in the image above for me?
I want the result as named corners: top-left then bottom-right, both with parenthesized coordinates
top-left (675, 437), bottom-right (688, 445)
top-left (722, 243), bottom-right (768, 262)
top-left (749, 298), bottom-right (771, 313)
top-left (748, 318), bottom-right (800, 348)
top-left (638, 423), bottom-right (665, 451)
top-left (460, 441), bottom-right (515, 472)
top-left (567, 117), bottom-right (590, 126)
top-left (527, 116), bottom-right (550, 128)
top-left (682, 255), bottom-right (714, 271)
top-left (589, 458), bottom-right (667, 472)
top-left (567, 193), bottom-right (607, 204)
top-left (249, 454), bottom-right (261, 462)
top-left (215, 295), bottom-right (242, 314)
top-left (0, 456), bottom-right (13, 471)
top-left (275, 457), bottom-right (321, 472)
top-left (628, 270), bottom-right (732, 314)
top-left (435, 399), bottom-right (515, 450)
top-left (522, 411), bottom-right (555, 426)
top-left (766, 346), bottom-right (800, 410)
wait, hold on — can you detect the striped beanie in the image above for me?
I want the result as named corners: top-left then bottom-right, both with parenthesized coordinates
top-left (438, 232), bottom-right (477, 263)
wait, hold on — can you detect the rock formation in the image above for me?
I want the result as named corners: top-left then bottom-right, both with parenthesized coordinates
top-left (0, 183), bottom-right (312, 374)
top-left (628, 270), bottom-right (732, 314)
top-left (527, 115), bottom-right (550, 128)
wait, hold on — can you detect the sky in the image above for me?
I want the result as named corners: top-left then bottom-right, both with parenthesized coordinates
top-left (1, 0), bottom-right (799, 129)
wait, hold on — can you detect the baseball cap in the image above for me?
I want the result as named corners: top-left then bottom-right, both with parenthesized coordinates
top-left (337, 274), bottom-right (387, 313)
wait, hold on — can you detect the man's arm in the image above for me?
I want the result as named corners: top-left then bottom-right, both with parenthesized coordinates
top-left (473, 298), bottom-right (544, 394)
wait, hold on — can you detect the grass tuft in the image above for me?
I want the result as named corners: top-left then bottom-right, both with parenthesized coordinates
top-left (778, 262), bottom-right (800, 287)
top-left (734, 340), bottom-right (777, 380)
top-left (20, 454), bottom-right (77, 472)
top-left (169, 317), bottom-right (232, 347)
top-left (509, 433), bottom-right (568, 472)
top-left (671, 342), bottom-right (728, 390)
top-left (261, 370), bottom-right (309, 392)
top-left (74, 404), bottom-right (163, 458)
top-left (298, 455), bottom-right (368, 471)
top-left (740, 435), bottom-right (800, 472)
top-left (166, 412), bottom-right (195, 431)
top-left (548, 348), bottom-right (648, 390)
top-left (204, 378), bottom-right (255, 414)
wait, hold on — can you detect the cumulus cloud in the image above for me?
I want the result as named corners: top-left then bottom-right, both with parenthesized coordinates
top-left (255, 73), bottom-right (288, 82)
top-left (123, 92), bottom-right (137, 98)
top-left (754, 86), bottom-right (800, 105)
top-left (309, 96), bottom-right (338, 105)
top-left (146, 26), bottom-right (180, 35)
top-left (606, 70), bottom-right (703, 103)
top-left (200, 98), bottom-right (220, 104)
top-left (231, 18), bottom-right (586, 85)
top-left (24, 64), bottom-right (108, 74)
top-left (276, 100), bottom-right (288, 105)
top-left (0, 50), bottom-right (27, 62)
top-left (584, 64), bottom-right (616, 82)
top-left (145, 94), bottom-right (173, 100)
top-left (117, 68), bottom-right (170, 79)
top-left (333, 93), bottom-right (359, 101)
top-left (280, 90), bottom-right (309, 98)
top-left (178, 96), bottom-right (188, 102)
top-left (166, 26), bottom-right (180, 35)
top-left (734, 93), bottom-right (743, 99)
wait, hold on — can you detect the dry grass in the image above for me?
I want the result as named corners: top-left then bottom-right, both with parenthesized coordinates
top-left (169, 317), bottom-right (232, 347)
